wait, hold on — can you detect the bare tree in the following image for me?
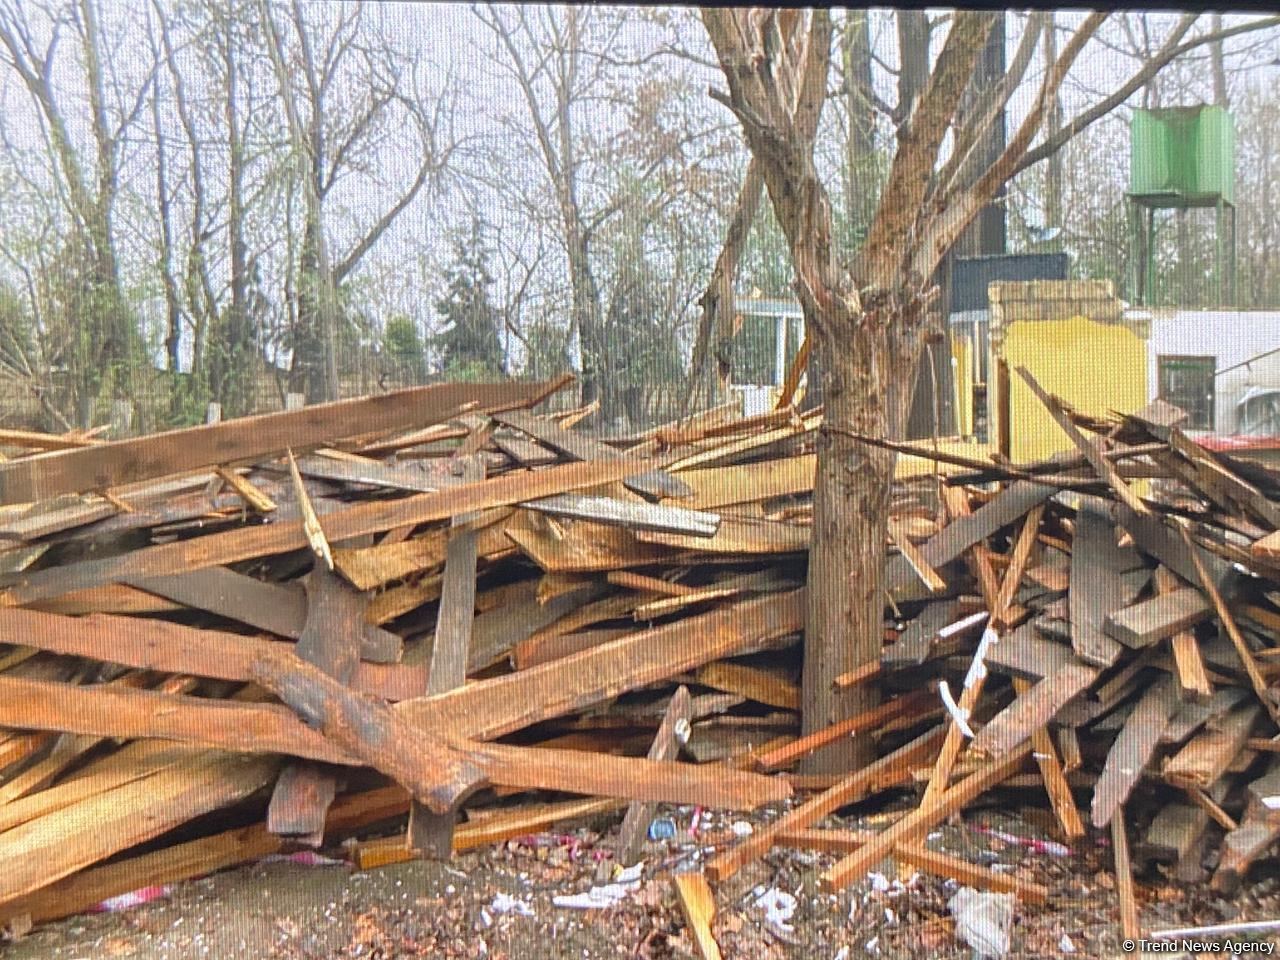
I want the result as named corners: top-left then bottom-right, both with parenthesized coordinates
top-left (473, 6), bottom-right (610, 416)
top-left (0, 0), bottom-right (151, 425)
top-left (260, 0), bottom-right (453, 402)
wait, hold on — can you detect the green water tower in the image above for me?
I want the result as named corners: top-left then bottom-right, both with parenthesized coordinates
top-left (1127, 105), bottom-right (1236, 306)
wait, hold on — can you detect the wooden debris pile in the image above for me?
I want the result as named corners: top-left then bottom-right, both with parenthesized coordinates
top-left (692, 369), bottom-right (1280, 955)
top-left (0, 375), bottom-right (863, 929)
top-left (3, 364), bottom-right (1280, 950)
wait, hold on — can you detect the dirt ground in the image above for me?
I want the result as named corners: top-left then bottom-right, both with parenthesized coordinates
top-left (4, 799), bottom-right (1280, 960)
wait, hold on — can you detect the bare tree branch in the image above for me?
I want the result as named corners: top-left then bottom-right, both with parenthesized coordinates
top-left (1015, 14), bottom-right (1280, 174)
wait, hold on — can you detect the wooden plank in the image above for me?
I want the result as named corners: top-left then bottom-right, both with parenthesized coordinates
top-left (922, 487), bottom-right (1009, 806)
top-left (1112, 503), bottom-right (1234, 593)
top-left (694, 662), bottom-right (798, 711)
top-left (634, 587), bottom-right (742, 619)
top-left (1147, 418), bottom-right (1280, 530)
top-left (617, 686), bottom-right (693, 866)
top-left (1180, 522), bottom-right (1280, 724)
top-left (258, 657), bottom-right (790, 810)
top-left (1185, 785), bottom-right (1238, 831)
top-left (753, 691), bottom-right (935, 771)
top-left (705, 727), bottom-right (946, 882)
top-left (1012, 676), bottom-right (1085, 839)
top-left (351, 797), bottom-right (622, 871)
top-left (885, 481), bottom-right (1057, 596)
top-left (1141, 779), bottom-right (1229, 877)
top-left (21, 583), bottom-right (181, 615)
top-left (1069, 505), bottom-right (1132, 668)
top-left (985, 624), bottom-right (1076, 682)
top-left (332, 514), bottom-right (513, 591)
top-left (1015, 366), bottom-right (1150, 517)
top-left (664, 412), bottom-right (822, 473)
top-left (397, 591), bottom-right (803, 743)
top-left (0, 668), bottom-right (790, 813)
top-left (0, 751), bottom-right (280, 907)
top-left (1164, 702), bottom-right (1262, 789)
top-left (504, 515), bottom-right (678, 574)
top-left (882, 601), bottom-right (970, 669)
top-left (1212, 760), bottom-right (1280, 893)
top-left (679, 455), bottom-right (815, 510)
top-left (776, 829), bottom-right (1049, 903)
top-left (673, 873), bottom-right (723, 960)
top-left (993, 504), bottom-right (1044, 628)
top-left (888, 517), bottom-right (946, 594)
top-left (427, 458), bottom-right (484, 694)
top-left (410, 457), bottom-right (485, 857)
top-left (0, 673), bottom-right (192, 807)
top-left (1163, 686), bottom-right (1247, 745)
top-left (292, 453), bottom-right (452, 494)
top-left (1153, 568), bottom-right (1214, 704)
top-left (214, 466), bottom-right (277, 512)
top-left (818, 746), bottom-right (1033, 892)
top-left (0, 742), bottom-right (187, 835)
top-left (267, 566), bottom-right (367, 841)
top-left (0, 458), bottom-right (645, 606)
top-left (528, 493), bottom-right (719, 537)
top-left (1251, 527), bottom-right (1280, 561)
top-left (834, 660), bottom-right (881, 689)
top-left (0, 427), bottom-right (101, 451)
top-left (0, 784), bottom-right (413, 926)
top-left (1091, 676), bottom-right (1180, 828)
top-left (636, 516), bottom-right (808, 555)
top-left (0, 606), bottom-right (418, 700)
top-left (512, 628), bottom-right (632, 670)
top-left (494, 409), bottom-right (689, 501)
top-left (467, 581), bottom-right (605, 673)
top-left (287, 448), bottom-right (334, 569)
top-left (970, 661), bottom-right (1100, 757)
top-left (1113, 808), bottom-right (1142, 942)
top-left (1105, 588), bottom-right (1212, 649)
top-left (0, 380), bottom-right (558, 505)
top-left (128, 566), bottom-right (400, 663)
top-left (607, 570), bottom-right (695, 597)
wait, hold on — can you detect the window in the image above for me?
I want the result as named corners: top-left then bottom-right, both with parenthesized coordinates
top-left (1157, 355), bottom-right (1216, 430)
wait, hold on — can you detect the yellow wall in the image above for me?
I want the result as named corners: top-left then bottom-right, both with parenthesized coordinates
top-left (1000, 315), bottom-right (1148, 463)
top-left (952, 334), bottom-right (974, 438)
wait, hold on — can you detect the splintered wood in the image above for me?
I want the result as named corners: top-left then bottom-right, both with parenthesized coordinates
top-left (2, 375), bottom-right (1280, 943)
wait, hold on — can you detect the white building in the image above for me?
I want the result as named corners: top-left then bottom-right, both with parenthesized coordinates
top-left (1135, 309), bottom-right (1280, 437)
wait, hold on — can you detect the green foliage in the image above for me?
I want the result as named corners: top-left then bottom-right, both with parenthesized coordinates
top-left (433, 219), bottom-right (505, 380)
top-left (383, 314), bottom-right (425, 375)
top-left (0, 283), bottom-right (38, 377)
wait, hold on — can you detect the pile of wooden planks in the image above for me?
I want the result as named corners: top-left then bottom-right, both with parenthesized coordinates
top-left (0, 377), bottom-right (859, 928)
top-left (4, 369), bottom-right (1280, 949)
top-left (689, 373), bottom-right (1280, 955)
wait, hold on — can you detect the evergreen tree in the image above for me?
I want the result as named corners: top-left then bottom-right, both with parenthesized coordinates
top-left (382, 315), bottom-right (426, 381)
top-left (433, 220), bottom-right (505, 380)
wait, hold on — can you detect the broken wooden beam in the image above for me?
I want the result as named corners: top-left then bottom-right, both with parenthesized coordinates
top-left (1015, 366), bottom-right (1150, 517)
top-left (673, 872), bottom-right (723, 960)
top-left (493, 409), bottom-right (690, 501)
top-left (410, 456), bottom-right (486, 855)
top-left (705, 727), bottom-right (946, 883)
top-left (617, 686), bottom-right (693, 866)
top-left (0, 458), bottom-right (647, 606)
top-left (818, 745), bottom-right (1033, 892)
top-left (0, 379), bottom-right (562, 505)
top-left (776, 829), bottom-right (1049, 903)
top-left (1091, 676), bottom-right (1179, 828)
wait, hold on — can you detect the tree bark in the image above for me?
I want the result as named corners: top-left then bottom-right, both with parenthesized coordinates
top-left (687, 160), bottom-right (764, 413)
top-left (704, 8), bottom-right (993, 772)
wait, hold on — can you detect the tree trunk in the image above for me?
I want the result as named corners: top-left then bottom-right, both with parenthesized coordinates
top-left (688, 160), bottom-right (764, 413)
top-left (1044, 15), bottom-right (1063, 233)
top-left (842, 11), bottom-right (877, 235)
